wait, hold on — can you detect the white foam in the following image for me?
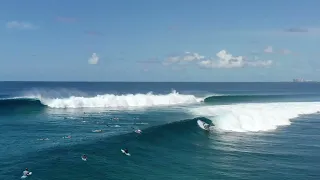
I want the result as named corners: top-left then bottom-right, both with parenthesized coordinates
top-left (35, 90), bottom-right (202, 109)
top-left (190, 102), bottom-right (320, 132)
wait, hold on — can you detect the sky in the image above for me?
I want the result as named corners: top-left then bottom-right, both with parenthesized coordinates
top-left (1, 0), bottom-right (320, 82)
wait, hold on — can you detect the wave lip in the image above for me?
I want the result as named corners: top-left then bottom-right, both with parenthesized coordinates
top-left (203, 94), bottom-right (280, 104)
top-left (39, 90), bottom-right (203, 109)
top-left (0, 97), bottom-right (44, 109)
top-left (190, 102), bottom-right (320, 132)
top-left (202, 94), bottom-right (318, 104)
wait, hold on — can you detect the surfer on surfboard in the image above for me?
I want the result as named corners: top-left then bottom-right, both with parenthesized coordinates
top-left (131, 127), bottom-right (142, 134)
top-left (197, 120), bottom-right (213, 131)
top-left (22, 168), bottom-right (31, 177)
top-left (81, 154), bottom-right (87, 161)
top-left (135, 129), bottom-right (142, 134)
top-left (121, 148), bottom-right (131, 156)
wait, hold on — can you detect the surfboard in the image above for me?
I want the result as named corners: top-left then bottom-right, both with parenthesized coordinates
top-left (82, 157), bottom-right (87, 161)
top-left (134, 129), bottom-right (142, 134)
top-left (197, 120), bottom-right (210, 131)
top-left (121, 149), bottom-right (131, 156)
top-left (21, 172), bottom-right (32, 179)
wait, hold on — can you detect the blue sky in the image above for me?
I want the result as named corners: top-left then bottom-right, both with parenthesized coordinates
top-left (1, 0), bottom-right (320, 82)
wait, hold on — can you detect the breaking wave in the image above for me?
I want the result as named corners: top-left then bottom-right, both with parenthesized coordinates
top-left (190, 102), bottom-right (320, 132)
top-left (0, 90), bottom-right (202, 109)
top-left (0, 97), bottom-right (44, 109)
top-left (203, 94), bottom-right (318, 104)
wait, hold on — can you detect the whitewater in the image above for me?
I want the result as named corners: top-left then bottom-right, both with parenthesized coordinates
top-left (7, 90), bottom-right (320, 133)
top-left (24, 90), bottom-right (203, 108)
top-left (190, 102), bottom-right (320, 132)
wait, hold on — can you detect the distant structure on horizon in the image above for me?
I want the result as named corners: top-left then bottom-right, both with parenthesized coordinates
top-left (292, 78), bottom-right (318, 82)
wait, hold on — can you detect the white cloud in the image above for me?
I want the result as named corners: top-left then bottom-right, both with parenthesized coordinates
top-left (6, 21), bottom-right (37, 30)
top-left (183, 52), bottom-right (205, 61)
top-left (88, 53), bottom-right (99, 64)
top-left (199, 50), bottom-right (272, 68)
top-left (164, 52), bottom-right (205, 65)
top-left (264, 46), bottom-right (273, 53)
top-left (164, 50), bottom-right (272, 69)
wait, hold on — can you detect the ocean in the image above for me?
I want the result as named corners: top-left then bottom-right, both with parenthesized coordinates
top-left (1, 82), bottom-right (320, 180)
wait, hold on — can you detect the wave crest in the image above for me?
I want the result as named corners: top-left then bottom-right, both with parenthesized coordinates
top-left (36, 90), bottom-right (202, 109)
top-left (203, 94), bottom-right (280, 104)
top-left (203, 94), bottom-right (318, 104)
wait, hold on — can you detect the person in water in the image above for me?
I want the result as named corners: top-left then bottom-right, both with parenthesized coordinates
top-left (82, 154), bottom-right (87, 159)
top-left (124, 148), bottom-right (129, 153)
top-left (134, 128), bottom-right (142, 133)
top-left (23, 168), bottom-right (30, 176)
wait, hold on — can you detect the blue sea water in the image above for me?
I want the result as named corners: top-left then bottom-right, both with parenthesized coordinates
top-left (1, 82), bottom-right (320, 180)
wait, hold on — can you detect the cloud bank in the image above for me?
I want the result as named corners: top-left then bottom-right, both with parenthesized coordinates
top-left (163, 52), bottom-right (205, 65)
top-left (164, 50), bottom-right (272, 69)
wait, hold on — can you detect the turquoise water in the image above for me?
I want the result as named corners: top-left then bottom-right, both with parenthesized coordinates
top-left (1, 82), bottom-right (320, 180)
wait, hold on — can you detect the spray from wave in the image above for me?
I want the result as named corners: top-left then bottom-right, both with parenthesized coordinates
top-left (190, 102), bottom-right (320, 132)
top-left (3, 90), bottom-right (203, 109)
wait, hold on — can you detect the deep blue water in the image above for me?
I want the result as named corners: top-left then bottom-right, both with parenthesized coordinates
top-left (1, 82), bottom-right (320, 180)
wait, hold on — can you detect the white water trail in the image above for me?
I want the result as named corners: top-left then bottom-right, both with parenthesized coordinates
top-left (190, 102), bottom-right (320, 132)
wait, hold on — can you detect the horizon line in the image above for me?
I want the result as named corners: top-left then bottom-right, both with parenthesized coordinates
top-left (0, 80), bottom-right (316, 83)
